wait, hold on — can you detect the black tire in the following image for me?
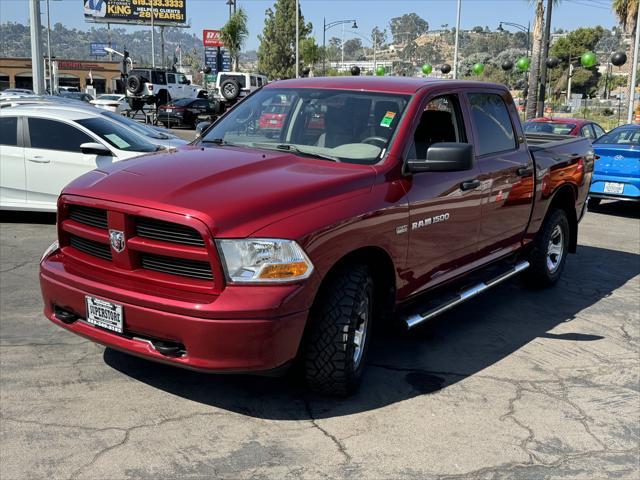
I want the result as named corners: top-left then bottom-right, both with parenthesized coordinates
top-left (127, 97), bottom-right (145, 111)
top-left (126, 75), bottom-right (143, 94)
top-left (220, 79), bottom-right (241, 101)
top-left (587, 197), bottom-right (601, 210)
top-left (303, 264), bottom-right (373, 396)
top-left (155, 90), bottom-right (170, 107)
top-left (525, 209), bottom-right (570, 288)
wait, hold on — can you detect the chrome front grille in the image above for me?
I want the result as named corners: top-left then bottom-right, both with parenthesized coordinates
top-left (69, 235), bottom-right (112, 261)
top-left (141, 253), bottom-right (213, 281)
top-left (68, 205), bottom-right (108, 229)
top-left (136, 217), bottom-right (205, 247)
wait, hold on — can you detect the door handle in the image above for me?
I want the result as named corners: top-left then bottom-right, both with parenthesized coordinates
top-left (517, 166), bottom-right (533, 177)
top-left (460, 179), bottom-right (481, 191)
top-left (27, 156), bottom-right (50, 164)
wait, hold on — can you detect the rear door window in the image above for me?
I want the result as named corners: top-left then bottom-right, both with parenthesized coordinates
top-left (592, 124), bottom-right (605, 139)
top-left (581, 125), bottom-right (596, 139)
top-left (27, 118), bottom-right (92, 152)
top-left (0, 117), bottom-right (19, 146)
top-left (467, 93), bottom-right (517, 156)
top-left (167, 73), bottom-right (176, 84)
top-left (151, 71), bottom-right (166, 84)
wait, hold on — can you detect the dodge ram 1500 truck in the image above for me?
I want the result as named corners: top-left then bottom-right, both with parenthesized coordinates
top-left (40, 77), bottom-right (594, 396)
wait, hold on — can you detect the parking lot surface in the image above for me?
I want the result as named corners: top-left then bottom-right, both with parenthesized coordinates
top-left (1, 202), bottom-right (638, 480)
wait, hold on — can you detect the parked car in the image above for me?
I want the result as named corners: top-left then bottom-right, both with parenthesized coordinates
top-left (59, 91), bottom-right (95, 103)
top-left (524, 117), bottom-right (606, 140)
top-left (91, 94), bottom-right (128, 114)
top-left (1, 88), bottom-right (36, 95)
top-left (588, 124), bottom-right (640, 208)
top-left (0, 105), bottom-right (159, 212)
top-left (57, 86), bottom-right (81, 93)
top-left (125, 68), bottom-right (207, 109)
top-left (157, 98), bottom-right (219, 128)
top-left (39, 77), bottom-right (594, 396)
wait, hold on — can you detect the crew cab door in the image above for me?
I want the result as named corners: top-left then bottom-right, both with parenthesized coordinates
top-left (465, 91), bottom-right (534, 255)
top-left (24, 117), bottom-right (101, 208)
top-left (404, 93), bottom-right (484, 292)
top-left (0, 115), bottom-right (26, 206)
top-left (166, 73), bottom-right (180, 99)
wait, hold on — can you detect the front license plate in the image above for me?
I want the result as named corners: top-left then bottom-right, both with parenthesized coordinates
top-left (165, 108), bottom-right (173, 113)
top-left (604, 182), bottom-right (624, 194)
top-left (85, 296), bottom-right (123, 334)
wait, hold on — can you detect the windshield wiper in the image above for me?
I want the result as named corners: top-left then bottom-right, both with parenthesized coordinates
top-left (271, 143), bottom-right (340, 162)
top-left (200, 138), bottom-right (233, 146)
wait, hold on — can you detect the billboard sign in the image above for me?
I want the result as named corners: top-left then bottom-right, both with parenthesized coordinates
top-left (83, 0), bottom-right (187, 26)
top-left (90, 42), bottom-right (116, 57)
top-left (203, 29), bottom-right (224, 47)
top-left (204, 47), bottom-right (231, 74)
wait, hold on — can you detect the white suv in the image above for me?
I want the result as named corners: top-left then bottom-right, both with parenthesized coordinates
top-left (125, 68), bottom-right (207, 109)
top-left (211, 72), bottom-right (268, 103)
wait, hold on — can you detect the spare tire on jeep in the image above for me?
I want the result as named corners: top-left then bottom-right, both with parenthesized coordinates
top-left (126, 75), bottom-right (144, 94)
top-left (221, 79), bottom-right (241, 101)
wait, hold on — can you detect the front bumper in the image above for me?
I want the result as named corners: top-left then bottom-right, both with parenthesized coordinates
top-left (40, 254), bottom-right (309, 373)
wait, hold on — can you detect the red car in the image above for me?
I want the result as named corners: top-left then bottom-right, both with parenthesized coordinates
top-left (40, 77), bottom-right (594, 395)
top-left (524, 117), bottom-right (606, 140)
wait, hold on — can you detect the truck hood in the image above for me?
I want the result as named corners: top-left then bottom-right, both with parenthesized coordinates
top-left (64, 145), bottom-right (376, 237)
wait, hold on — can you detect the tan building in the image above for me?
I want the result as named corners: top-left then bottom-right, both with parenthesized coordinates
top-left (0, 57), bottom-right (123, 94)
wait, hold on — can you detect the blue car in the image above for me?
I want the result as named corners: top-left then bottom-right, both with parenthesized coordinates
top-left (588, 124), bottom-right (640, 208)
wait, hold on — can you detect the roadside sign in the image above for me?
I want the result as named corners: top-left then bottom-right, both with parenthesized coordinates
top-left (89, 42), bottom-right (115, 57)
top-left (205, 74), bottom-right (216, 82)
top-left (204, 47), bottom-right (231, 73)
top-left (203, 29), bottom-right (224, 47)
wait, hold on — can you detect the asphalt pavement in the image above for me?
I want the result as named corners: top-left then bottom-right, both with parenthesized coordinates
top-left (1, 201), bottom-right (639, 480)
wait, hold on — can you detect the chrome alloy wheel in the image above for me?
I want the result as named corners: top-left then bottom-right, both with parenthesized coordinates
top-left (546, 225), bottom-right (564, 273)
top-left (353, 295), bottom-right (370, 368)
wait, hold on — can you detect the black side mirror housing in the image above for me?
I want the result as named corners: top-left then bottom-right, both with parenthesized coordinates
top-left (80, 142), bottom-right (112, 156)
top-left (195, 121), bottom-right (212, 136)
top-left (407, 142), bottom-right (474, 173)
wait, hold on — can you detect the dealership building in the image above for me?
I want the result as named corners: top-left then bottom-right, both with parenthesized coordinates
top-left (0, 57), bottom-right (122, 93)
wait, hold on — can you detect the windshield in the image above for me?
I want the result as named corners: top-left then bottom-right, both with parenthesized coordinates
top-left (77, 117), bottom-right (158, 152)
top-left (200, 88), bottom-right (410, 164)
top-left (97, 94), bottom-right (122, 101)
top-left (169, 98), bottom-right (195, 107)
top-left (596, 127), bottom-right (640, 145)
top-left (99, 110), bottom-right (166, 139)
top-left (523, 121), bottom-right (576, 135)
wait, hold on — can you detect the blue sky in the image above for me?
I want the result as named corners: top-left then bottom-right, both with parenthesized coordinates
top-left (2, 0), bottom-right (619, 51)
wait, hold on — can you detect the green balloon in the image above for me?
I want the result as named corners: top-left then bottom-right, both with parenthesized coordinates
top-left (516, 57), bottom-right (531, 71)
top-left (581, 51), bottom-right (597, 68)
top-left (375, 65), bottom-right (385, 76)
top-left (472, 63), bottom-right (485, 75)
top-left (422, 63), bottom-right (432, 75)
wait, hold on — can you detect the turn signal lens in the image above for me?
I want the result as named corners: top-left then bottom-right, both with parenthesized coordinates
top-left (259, 262), bottom-right (310, 279)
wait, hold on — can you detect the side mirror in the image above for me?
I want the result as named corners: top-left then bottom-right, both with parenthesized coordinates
top-left (80, 142), bottom-right (112, 156)
top-left (195, 121), bottom-right (212, 137)
top-left (407, 142), bottom-right (474, 173)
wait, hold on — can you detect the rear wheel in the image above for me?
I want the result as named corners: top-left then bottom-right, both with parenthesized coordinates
top-left (587, 197), bottom-right (601, 210)
top-left (303, 264), bottom-right (373, 396)
top-left (525, 209), bottom-right (570, 288)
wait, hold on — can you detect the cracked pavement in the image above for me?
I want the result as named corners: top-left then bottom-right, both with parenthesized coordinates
top-left (1, 202), bottom-right (639, 480)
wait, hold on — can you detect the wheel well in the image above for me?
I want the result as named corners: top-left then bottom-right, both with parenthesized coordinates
top-left (318, 247), bottom-right (397, 323)
top-left (548, 185), bottom-right (578, 253)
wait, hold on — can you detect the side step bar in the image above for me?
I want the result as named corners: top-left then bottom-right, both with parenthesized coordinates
top-left (403, 260), bottom-right (530, 329)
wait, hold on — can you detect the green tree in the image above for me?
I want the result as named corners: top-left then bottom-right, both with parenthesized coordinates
top-left (525, 0), bottom-right (544, 120)
top-left (220, 8), bottom-right (249, 71)
top-left (613, 0), bottom-right (638, 114)
top-left (389, 13), bottom-right (428, 44)
top-left (342, 38), bottom-right (363, 60)
top-left (300, 37), bottom-right (320, 70)
top-left (371, 26), bottom-right (387, 49)
top-left (257, 0), bottom-right (312, 79)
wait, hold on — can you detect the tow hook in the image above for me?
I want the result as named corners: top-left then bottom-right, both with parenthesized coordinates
top-left (152, 340), bottom-right (185, 357)
top-left (54, 306), bottom-right (78, 324)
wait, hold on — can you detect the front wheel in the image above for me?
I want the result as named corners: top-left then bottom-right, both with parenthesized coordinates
top-left (303, 265), bottom-right (373, 396)
top-left (525, 209), bottom-right (570, 288)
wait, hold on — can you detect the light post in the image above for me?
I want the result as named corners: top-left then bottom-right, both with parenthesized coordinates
top-left (295, 0), bottom-right (299, 78)
top-left (323, 18), bottom-right (357, 75)
top-left (453, 0), bottom-right (461, 79)
top-left (497, 21), bottom-right (531, 58)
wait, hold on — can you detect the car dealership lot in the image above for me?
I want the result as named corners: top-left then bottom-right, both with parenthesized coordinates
top-left (1, 203), bottom-right (638, 480)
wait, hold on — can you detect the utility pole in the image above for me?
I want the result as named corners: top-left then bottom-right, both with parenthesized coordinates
top-left (160, 26), bottom-right (165, 69)
top-left (627, 5), bottom-right (640, 124)
top-left (453, 0), bottom-right (461, 79)
top-left (150, 0), bottom-right (155, 68)
top-left (29, 0), bottom-right (45, 94)
top-left (295, 0), bottom-right (299, 78)
top-left (45, 0), bottom-right (53, 92)
top-left (537, 0), bottom-right (553, 117)
top-left (341, 22), bottom-right (345, 70)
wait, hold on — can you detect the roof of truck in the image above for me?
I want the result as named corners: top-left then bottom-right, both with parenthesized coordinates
top-left (264, 76), bottom-right (506, 95)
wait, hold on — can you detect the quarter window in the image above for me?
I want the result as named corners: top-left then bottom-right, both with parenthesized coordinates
top-left (581, 125), bottom-right (595, 139)
top-left (593, 124), bottom-right (605, 138)
top-left (0, 117), bottom-right (18, 146)
top-left (468, 93), bottom-right (517, 156)
top-left (250, 76), bottom-right (257, 87)
top-left (167, 73), bottom-right (176, 84)
top-left (28, 118), bottom-right (92, 152)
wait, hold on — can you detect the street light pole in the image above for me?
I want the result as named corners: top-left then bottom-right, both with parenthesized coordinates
top-left (150, 0), bottom-right (155, 68)
top-left (295, 0), bottom-right (299, 78)
top-left (45, 0), bottom-right (53, 92)
top-left (322, 19), bottom-right (357, 75)
top-left (28, 0), bottom-right (45, 94)
top-left (627, 5), bottom-right (640, 124)
top-left (537, 0), bottom-right (553, 117)
top-left (453, 0), bottom-right (461, 79)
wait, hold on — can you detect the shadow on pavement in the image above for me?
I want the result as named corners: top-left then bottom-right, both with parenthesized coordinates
top-left (0, 211), bottom-right (57, 225)
top-left (104, 244), bottom-right (639, 419)
top-left (589, 200), bottom-right (639, 219)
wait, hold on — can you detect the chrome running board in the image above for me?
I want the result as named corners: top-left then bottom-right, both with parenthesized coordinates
top-left (404, 260), bottom-right (530, 329)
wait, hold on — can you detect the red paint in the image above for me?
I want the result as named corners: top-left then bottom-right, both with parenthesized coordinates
top-left (40, 77), bottom-right (593, 373)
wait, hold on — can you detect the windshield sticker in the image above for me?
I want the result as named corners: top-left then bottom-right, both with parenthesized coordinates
top-left (104, 134), bottom-right (130, 150)
top-left (380, 111), bottom-right (396, 128)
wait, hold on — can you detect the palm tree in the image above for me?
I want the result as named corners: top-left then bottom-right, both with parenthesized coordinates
top-left (220, 8), bottom-right (249, 71)
top-left (613, 0), bottom-right (639, 114)
top-left (525, 0), bottom-right (544, 120)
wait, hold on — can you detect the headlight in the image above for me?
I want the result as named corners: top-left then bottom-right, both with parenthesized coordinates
top-left (40, 240), bottom-right (59, 262)
top-left (217, 239), bottom-right (314, 283)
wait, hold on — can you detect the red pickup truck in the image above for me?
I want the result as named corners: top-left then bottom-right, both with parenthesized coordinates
top-left (40, 77), bottom-right (594, 396)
